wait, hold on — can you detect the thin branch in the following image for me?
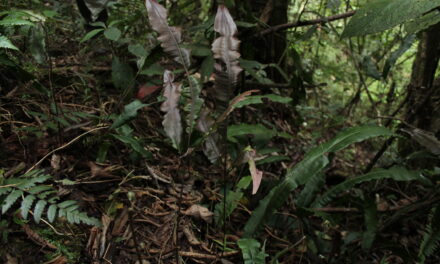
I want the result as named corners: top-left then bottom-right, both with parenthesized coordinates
top-left (256, 10), bottom-right (356, 37)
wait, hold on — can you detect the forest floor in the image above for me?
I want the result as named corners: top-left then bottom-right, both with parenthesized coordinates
top-left (1, 7), bottom-right (439, 264)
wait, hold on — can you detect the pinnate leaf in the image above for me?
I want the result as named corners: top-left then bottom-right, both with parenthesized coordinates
top-left (145, 0), bottom-right (191, 67)
top-left (33, 200), bottom-right (47, 223)
top-left (2, 190), bottom-right (23, 214)
top-left (20, 195), bottom-right (36, 219)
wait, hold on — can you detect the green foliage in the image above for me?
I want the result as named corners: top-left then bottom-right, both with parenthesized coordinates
top-left (238, 238), bottom-right (268, 264)
top-left (383, 34), bottom-right (415, 79)
top-left (418, 205), bottom-right (440, 263)
top-left (405, 9), bottom-right (440, 34)
top-left (0, 35), bottom-right (19, 50)
top-left (244, 126), bottom-right (394, 236)
top-left (214, 176), bottom-right (251, 226)
top-left (0, 170), bottom-right (101, 226)
top-left (80, 28), bottom-right (104, 42)
top-left (312, 167), bottom-right (422, 207)
top-left (233, 94), bottom-right (292, 108)
top-left (111, 100), bottom-right (150, 129)
top-left (343, 0), bottom-right (440, 37)
top-left (361, 198), bottom-right (378, 250)
top-left (112, 56), bottom-right (134, 90)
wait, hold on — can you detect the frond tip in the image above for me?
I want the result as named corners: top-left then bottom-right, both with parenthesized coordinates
top-left (145, 0), bottom-right (191, 67)
top-left (211, 5), bottom-right (242, 108)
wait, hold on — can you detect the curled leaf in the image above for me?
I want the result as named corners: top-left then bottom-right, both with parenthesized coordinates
top-left (182, 204), bottom-right (213, 223)
top-left (145, 0), bottom-right (191, 67)
top-left (161, 70), bottom-right (182, 149)
top-left (244, 147), bottom-right (263, 195)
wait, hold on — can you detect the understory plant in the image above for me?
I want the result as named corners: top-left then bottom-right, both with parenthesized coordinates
top-left (138, 1), bottom-right (440, 262)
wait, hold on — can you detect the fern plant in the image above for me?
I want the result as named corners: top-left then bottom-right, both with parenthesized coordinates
top-left (242, 125), bottom-right (420, 236)
top-left (418, 205), bottom-right (440, 263)
top-left (0, 169), bottom-right (101, 226)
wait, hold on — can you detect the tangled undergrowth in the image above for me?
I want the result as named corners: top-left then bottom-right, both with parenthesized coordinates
top-left (1, 0), bottom-right (440, 263)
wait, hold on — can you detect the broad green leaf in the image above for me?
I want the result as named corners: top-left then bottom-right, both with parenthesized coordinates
top-left (233, 94), bottom-right (292, 108)
top-left (139, 63), bottom-right (165, 76)
top-left (2, 190), bottom-right (23, 214)
top-left (0, 35), bottom-right (19, 50)
top-left (112, 134), bottom-right (153, 159)
top-left (0, 18), bottom-right (34, 26)
top-left (214, 189), bottom-right (244, 226)
top-left (111, 100), bottom-right (149, 129)
top-left (342, 0), bottom-right (440, 37)
top-left (383, 34), bottom-right (415, 78)
top-left (80, 28), bottom-right (104, 42)
top-left (405, 9), bottom-right (440, 34)
top-left (112, 56), bottom-right (134, 90)
top-left (47, 204), bottom-right (57, 222)
top-left (237, 238), bottom-right (268, 264)
top-left (228, 124), bottom-right (276, 143)
top-left (313, 167), bottom-right (423, 207)
top-left (128, 44), bottom-right (149, 69)
top-left (128, 44), bottom-right (149, 58)
top-left (33, 199), bottom-right (47, 223)
top-left (20, 195), bottom-right (36, 219)
top-left (104, 27), bottom-right (121, 41)
top-left (244, 126), bottom-right (394, 236)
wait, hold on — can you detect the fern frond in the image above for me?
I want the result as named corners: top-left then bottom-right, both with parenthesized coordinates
top-left (211, 5), bottom-right (242, 111)
top-left (161, 70), bottom-right (183, 149)
top-left (419, 205), bottom-right (440, 263)
top-left (295, 172), bottom-right (325, 208)
top-left (145, 0), bottom-right (191, 67)
top-left (20, 195), bottom-right (36, 220)
top-left (2, 190), bottom-right (23, 214)
top-left (0, 170), bottom-right (101, 226)
top-left (33, 200), bottom-right (47, 223)
top-left (312, 167), bottom-right (422, 208)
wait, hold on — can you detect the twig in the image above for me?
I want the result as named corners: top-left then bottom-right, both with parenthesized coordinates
top-left (256, 10), bottom-right (356, 37)
top-left (26, 126), bottom-right (108, 173)
top-left (128, 208), bottom-right (144, 264)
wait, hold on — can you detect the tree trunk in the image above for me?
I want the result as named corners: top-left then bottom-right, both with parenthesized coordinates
top-left (405, 23), bottom-right (440, 132)
top-left (243, 0), bottom-right (289, 82)
top-left (401, 23), bottom-right (440, 163)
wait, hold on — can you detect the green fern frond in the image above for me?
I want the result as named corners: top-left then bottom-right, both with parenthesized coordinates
top-left (0, 170), bottom-right (101, 227)
top-left (312, 167), bottom-right (422, 208)
top-left (419, 205), bottom-right (440, 263)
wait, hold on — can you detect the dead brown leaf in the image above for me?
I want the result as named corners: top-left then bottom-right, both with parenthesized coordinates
top-left (182, 205), bottom-right (213, 223)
